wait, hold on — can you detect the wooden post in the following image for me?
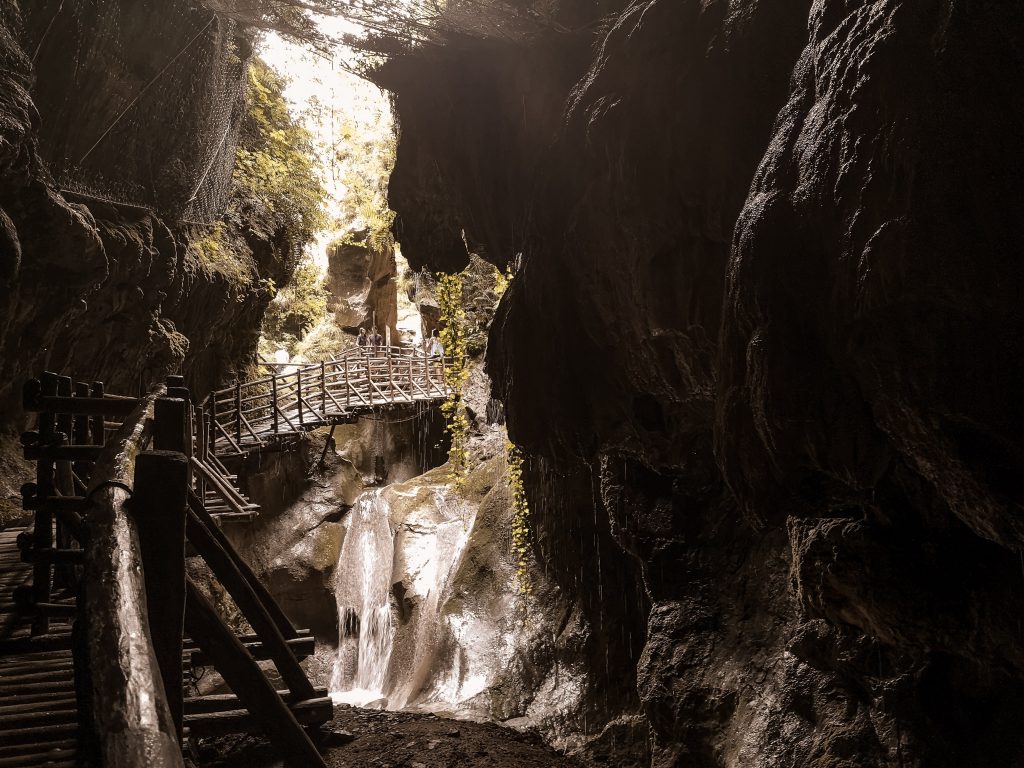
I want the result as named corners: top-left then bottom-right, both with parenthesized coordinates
top-left (154, 397), bottom-right (189, 455)
top-left (32, 372), bottom-right (58, 635)
top-left (388, 352), bottom-right (394, 399)
top-left (234, 382), bottom-right (242, 445)
top-left (73, 381), bottom-right (91, 462)
top-left (131, 450), bottom-right (189, 745)
top-left (366, 355), bottom-right (373, 406)
top-left (344, 356), bottom-right (350, 407)
top-left (297, 369), bottom-right (304, 427)
top-left (184, 579), bottom-right (327, 768)
top-left (272, 375), bottom-right (279, 434)
top-left (210, 396), bottom-right (218, 456)
top-left (90, 381), bottom-right (105, 445)
top-left (320, 361), bottom-right (327, 414)
top-left (197, 406), bottom-right (207, 501)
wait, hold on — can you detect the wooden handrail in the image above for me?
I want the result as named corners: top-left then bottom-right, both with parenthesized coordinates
top-left (82, 384), bottom-right (185, 767)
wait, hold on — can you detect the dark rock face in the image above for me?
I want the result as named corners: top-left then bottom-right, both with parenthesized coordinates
top-left (0, 0), bottom-right (280, 428)
top-left (380, 0), bottom-right (1024, 764)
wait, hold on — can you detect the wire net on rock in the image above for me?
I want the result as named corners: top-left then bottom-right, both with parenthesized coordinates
top-left (22, 0), bottom-right (250, 223)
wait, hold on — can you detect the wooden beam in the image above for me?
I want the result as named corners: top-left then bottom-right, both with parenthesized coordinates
top-left (185, 506), bottom-right (313, 700)
top-left (82, 386), bottom-right (183, 768)
top-left (183, 580), bottom-right (326, 768)
top-left (131, 450), bottom-right (189, 746)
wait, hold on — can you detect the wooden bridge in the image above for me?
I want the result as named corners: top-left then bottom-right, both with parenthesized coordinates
top-left (206, 346), bottom-right (450, 457)
top-left (0, 352), bottom-right (450, 766)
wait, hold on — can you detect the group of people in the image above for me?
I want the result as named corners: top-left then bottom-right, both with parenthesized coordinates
top-left (356, 326), bottom-right (384, 351)
top-left (356, 326), bottom-right (445, 357)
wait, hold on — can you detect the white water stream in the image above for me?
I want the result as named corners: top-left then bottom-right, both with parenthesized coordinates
top-left (330, 489), bottom-right (396, 705)
top-left (330, 482), bottom-right (480, 708)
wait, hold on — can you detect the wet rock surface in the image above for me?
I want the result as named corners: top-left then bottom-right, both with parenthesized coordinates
top-left (198, 705), bottom-right (583, 767)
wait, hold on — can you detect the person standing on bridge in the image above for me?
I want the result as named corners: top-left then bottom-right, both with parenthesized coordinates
top-left (428, 328), bottom-right (445, 358)
top-left (357, 327), bottom-right (368, 351)
top-left (370, 326), bottom-right (383, 353)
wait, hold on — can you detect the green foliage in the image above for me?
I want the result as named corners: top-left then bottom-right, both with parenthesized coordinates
top-left (333, 118), bottom-right (397, 253)
top-left (293, 320), bottom-right (356, 363)
top-left (227, 58), bottom-right (327, 253)
top-left (459, 255), bottom-right (506, 357)
top-left (438, 272), bottom-right (471, 490)
top-left (262, 259), bottom-right (329, 353)
top-left (506, 439), bottom-right (532, 616)
top-left (192, 221), bottom-right (253, 283)
top-left (493, 266), bottom-right (512, 299)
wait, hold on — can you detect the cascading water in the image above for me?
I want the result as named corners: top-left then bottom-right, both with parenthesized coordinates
top-left (326, 464), bottom-right (575, 732)
top-left (330, 489), bottom-right (396, 705)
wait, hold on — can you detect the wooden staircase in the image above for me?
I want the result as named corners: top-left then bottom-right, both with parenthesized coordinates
top-left (0, 372), bottom-right (334, 767)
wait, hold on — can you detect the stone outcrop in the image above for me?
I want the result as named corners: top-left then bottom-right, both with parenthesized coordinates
top-left (326, 238), bottom-right (399, 340)
top-left (376, 0), bottom-right (1024, 765)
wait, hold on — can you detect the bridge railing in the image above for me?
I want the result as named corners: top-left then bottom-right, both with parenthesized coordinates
top-left (21, 376), bottom-right (186, 767)
top-left (205, 346), bottom-right (450, 455)
top-left (82, 386), bottom-right (185, 767)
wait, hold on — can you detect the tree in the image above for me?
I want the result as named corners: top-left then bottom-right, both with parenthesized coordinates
top-left (226, 58), bottom-right (327, 253)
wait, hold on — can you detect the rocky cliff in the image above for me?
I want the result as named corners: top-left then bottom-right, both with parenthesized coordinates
top-left (0, 0), bottom-right (294, 429)
top-left (377, 1), bottom-right (1024, 765)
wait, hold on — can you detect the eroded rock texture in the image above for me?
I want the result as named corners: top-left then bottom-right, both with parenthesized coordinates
top-left (0, 0), bottom-right (287, 431)
top-left (326, 238), bottom-right (399, 338)
top-left (380, 0), bottom-right (1024, 765)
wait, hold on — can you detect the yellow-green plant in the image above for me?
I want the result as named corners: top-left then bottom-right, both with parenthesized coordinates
top-left (493, 266), bottom-right (511, 298)
top-left (438, 272), bottom-right (470, 490)
top-left (506, 439), bottom-right (532, 614)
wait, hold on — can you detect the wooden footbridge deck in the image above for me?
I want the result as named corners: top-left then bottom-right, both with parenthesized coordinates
top-left (0, 353), bottom-right (449, 766)
top-left (207, 346), bottom-right (450, 457)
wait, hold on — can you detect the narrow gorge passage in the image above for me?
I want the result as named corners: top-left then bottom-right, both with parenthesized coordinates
top-left (1, 1), bottom-right (1023, 767)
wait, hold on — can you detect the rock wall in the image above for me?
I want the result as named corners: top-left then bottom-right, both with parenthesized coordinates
top-left (0, 0), bottom-right (285, 433)
top-left (326, 238), bottom-right (399, 339)
top-left (378, 1), bottom-right (1024, 765)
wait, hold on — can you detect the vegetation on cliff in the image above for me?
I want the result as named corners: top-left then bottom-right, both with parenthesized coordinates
top-left (194, 57), bottom-right (326, 285)
top-left (229, 57), bottom-right (327, 253)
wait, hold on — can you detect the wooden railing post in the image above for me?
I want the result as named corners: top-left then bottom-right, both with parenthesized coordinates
top-left (90, 381), bottom-right (105, 445)
top-left (234, 381), bottom-right (242, 445)
top-left (320, 361), bottom-right (327, 414)
top-left (210, 396), bottom-right (218, 456)
top-left (345, 355), bottom-right (350, 407)
top-left (132, 447), bottom-right (189, 745)
top-left (297, 369), bottom-right (304, 427)
top-left (388, 350), bottom-right (394, 399)
top-left (31, 371), bottom-right (58, 635)
top-left (272, 374), bottom-right (279, 434)
top-left (366, 354), bottom-right (373, 405)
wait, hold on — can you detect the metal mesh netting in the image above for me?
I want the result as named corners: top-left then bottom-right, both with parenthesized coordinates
top-left (22, 0), bottom-right (250, 223)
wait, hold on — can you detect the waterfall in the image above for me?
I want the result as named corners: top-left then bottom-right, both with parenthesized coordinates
top-left (329, 478), bottom-right (509, 715)
top-left (330, 489), bottom-right (396, 705)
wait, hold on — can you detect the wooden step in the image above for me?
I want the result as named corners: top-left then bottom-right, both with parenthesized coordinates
top-left (185, 686), bottom-right (328, 714)
top-left (187, 633), bottom-right (314, 667)
top-left (183, 695), bottom-right (333, 737)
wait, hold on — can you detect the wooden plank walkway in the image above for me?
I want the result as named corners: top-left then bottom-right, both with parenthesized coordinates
top-left (0, 528), bottom-right (79, 767)
top-left (4, 373), bottom-right (337, 766)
